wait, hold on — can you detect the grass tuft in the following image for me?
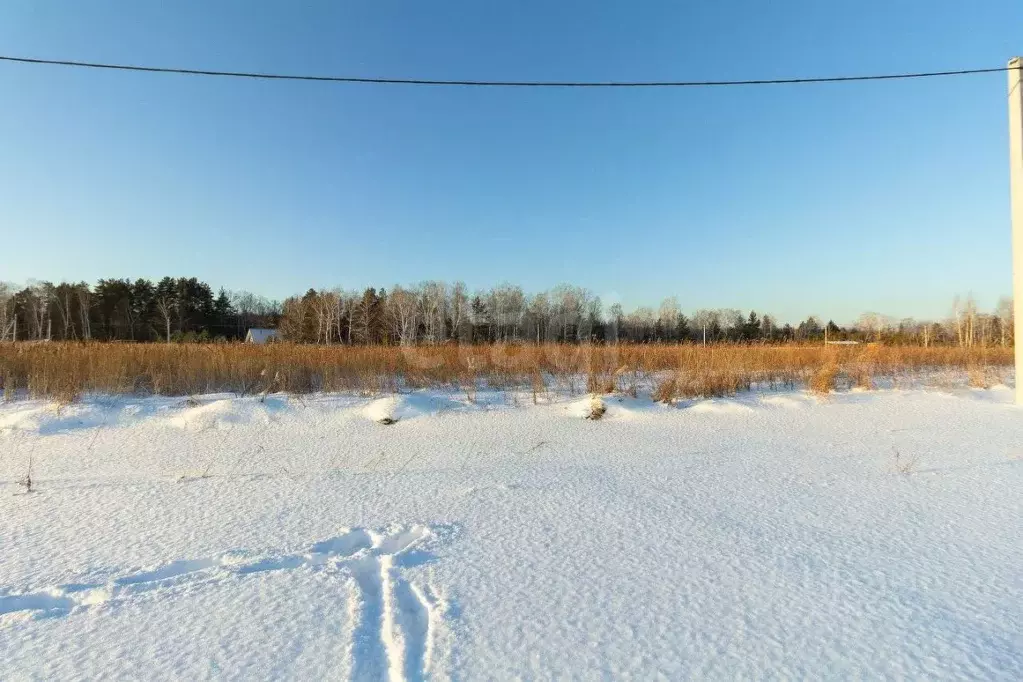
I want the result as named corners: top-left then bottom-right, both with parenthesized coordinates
top-left (967, 366), bottom-right (993, 389)
top-left (585, 396), bottom-right (607, 420)
top-left (809, 364), bottom-right (840, 395)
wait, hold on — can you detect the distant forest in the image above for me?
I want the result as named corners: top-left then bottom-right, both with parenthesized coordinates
top-left (0, 279), bottom-right (1013, 347)
top-left (0, 278), bottom-right (277, 343)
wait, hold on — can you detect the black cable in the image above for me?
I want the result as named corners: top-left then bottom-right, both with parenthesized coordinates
top-left (0, 55), bottom-right (1014, 87)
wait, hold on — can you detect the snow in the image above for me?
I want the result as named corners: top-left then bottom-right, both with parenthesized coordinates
top-left (1, 383), bottom-right (1022, 679)
top-left (362, 394), bottom-right (473, 424)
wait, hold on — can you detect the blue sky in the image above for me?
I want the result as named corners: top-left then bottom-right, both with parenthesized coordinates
top-left (0, 1), bottom-right (1020, 324)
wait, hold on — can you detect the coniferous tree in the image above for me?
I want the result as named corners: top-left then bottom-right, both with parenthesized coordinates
top-left (471, 295), bottom-right (490, 343)
top-left (213, 288), bottom-right (236, 340)
top-left (676, 314), bottom-right (691, 342)
top-left (744, 311), bottom-right (761, 341)
top-left (356, 288), bottom-right (384, 344)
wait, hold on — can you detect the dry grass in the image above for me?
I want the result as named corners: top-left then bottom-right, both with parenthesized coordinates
top-left (849, 363), bottom-right (875, 390)
top-left (652, 375), bottom-right (678, 403)
top-left (0, 342), bottom-right (1013, 401)
top-left (891, 447), bottom-right (920, 475)
top-left (809, 363), bottom-right (841, 395)
top-left (967, 366), bottom-right (996, 389)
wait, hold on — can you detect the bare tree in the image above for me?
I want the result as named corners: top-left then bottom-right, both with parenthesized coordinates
top-left (77, 283), bottom-right (92, 340)
top-left (389, 286), bottom-right (420, 346)
top-left (331, 288), bottom-right (351, 344)
top-left (0, 283), bottom-right (15, 341)
top-left (488, 283), bottom-right (526, 342)
top-left (626, 307), bottom-right (656, 341)
top-left (278, 296), bottom-right (308, 342)
top-left (529, 292), bottom-right (551, 343)
top-left (155, 296), bottom-right (175, 343)
top-left (964, 295), bottom-right (977, 348)
top-left (584, 296), bottom-right (603, 341)
top-left (658, 297), bottom-right (681, 342)
top-left (691, 309), bottom-right (716, 345)
top-left (419, 281), bottom-right (447, 344)
top-left (720, 309), bottom-right (745, 340)
top-left (309, 290), bottom-right (338, 344)
top-left (549, 284), bottom-right (591, 342)
top-left (951, 296), bottom-right (964, 347)
top-left (450, 281), bottom-right (470, 342)
top-left (996, 297), bottom-right (1013, 348)
top-left (24, 282), bottom-right (50, 341)
top-left (605, 301), bottom-right (623, 343)
top-left (49, 283), bottom-right (76, 340)
top-left (950, 294), bottom-right (981, 348)
top-left (345, 291), bottom-right (358, 344)
top-left (857, 312), bottom-right (889, 343)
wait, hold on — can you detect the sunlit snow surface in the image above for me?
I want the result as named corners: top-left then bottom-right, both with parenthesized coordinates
top-left (1, 383), bottom-right (1022, 679)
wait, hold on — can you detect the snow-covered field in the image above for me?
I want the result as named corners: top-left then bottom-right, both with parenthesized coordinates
top-left (1, 383), bottom-right (1022, 680)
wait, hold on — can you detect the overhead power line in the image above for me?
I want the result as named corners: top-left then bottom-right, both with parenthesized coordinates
top-left (0, 55), bottom-right (1014, 88)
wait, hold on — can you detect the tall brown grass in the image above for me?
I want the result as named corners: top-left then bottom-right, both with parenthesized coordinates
top-left (0, 342), bottom-right (1012, 401)
top-left (809, 363), bottom-right (840, 395)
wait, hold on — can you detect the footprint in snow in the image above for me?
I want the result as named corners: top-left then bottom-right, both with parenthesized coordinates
top-left (0, 524), bottom-right (454, 682)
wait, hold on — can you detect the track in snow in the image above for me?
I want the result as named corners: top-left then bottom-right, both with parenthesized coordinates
top-left (0, 524), bottom-right (448, 681)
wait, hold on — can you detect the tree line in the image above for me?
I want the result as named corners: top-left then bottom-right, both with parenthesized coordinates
top-left (0, 279), bottom-right (279, 342)
top-left (278, 284), bottom-right (1013, 347)
top-left (278, 284), bottom-right (829, 345)
top-left (0, 279), bottom-right (1013, 347)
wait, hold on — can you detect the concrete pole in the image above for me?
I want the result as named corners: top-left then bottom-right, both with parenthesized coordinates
top-left (1010, 58), bottom-right (1023, 404)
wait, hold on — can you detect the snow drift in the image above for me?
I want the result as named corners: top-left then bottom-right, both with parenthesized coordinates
top-left (1, 385), bottom-right (1021, 679)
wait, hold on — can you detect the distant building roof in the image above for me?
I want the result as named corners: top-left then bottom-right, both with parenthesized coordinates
top-left (245, 328), bottom-right (279, 344)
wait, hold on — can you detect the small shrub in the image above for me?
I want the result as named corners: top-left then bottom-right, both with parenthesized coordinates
top-left (19, 450), bottom-right (34, 493)
top-left (586, 396), bottom-right (607, 420)
top-left (614, 366), bottom-right (638, 398)
top-left (968, 366), bottom-right (991, 389)
top-left (810, 364), bottom-right (839, 395)
top-left (850, 364), bottom-right (874, 390)
top-left (892, 447), bottom-right (918, 475)
top-left (462, 358), bottom-right (478, 403)
top-left (652, 374), bottom-right (677, 403)
top-left (530, 371), bottom-right (544, 403)
top-left (586, 369), bottom-right (616, 395)
top-left (54, 385), bottom-right (80, 409)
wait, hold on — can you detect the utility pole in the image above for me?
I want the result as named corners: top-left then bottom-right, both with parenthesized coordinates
top-left (1010, 57), bottom-right (1023, 404)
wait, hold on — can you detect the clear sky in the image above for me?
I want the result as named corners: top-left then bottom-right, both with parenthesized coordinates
top-left (1, 1), bottom-right (1020, 324)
